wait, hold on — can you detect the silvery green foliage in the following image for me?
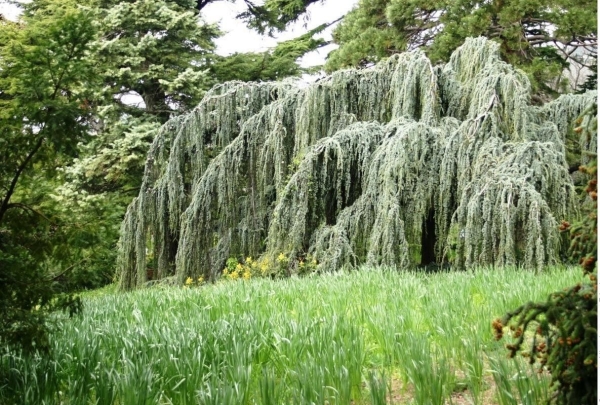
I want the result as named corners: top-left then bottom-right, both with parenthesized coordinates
top-left (534, 93), bottom-right (598, 165)
top-left (118, 81), bottom-right (294, 288)
top-left (118, 38), bottom-right (597, 288)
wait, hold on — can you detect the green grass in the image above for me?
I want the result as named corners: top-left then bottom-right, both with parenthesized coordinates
top-left (0, 266), bottom-right (583, 404)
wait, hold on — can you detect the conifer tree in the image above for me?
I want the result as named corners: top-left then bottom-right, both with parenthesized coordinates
top-left (117, 38), bottom-right (596, 289)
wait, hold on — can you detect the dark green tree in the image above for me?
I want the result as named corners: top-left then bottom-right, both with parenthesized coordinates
top-left (0, 0), bottom-right (97, 350)
top-left (50, 0), bottom-right (221, 290)
top-left (233, 0), bottom-right (324, 35)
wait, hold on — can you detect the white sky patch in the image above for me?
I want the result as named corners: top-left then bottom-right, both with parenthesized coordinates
top-left (202, 0), bottom-right (358, 67)
top-left (0, 1), bottom-right (22, 20)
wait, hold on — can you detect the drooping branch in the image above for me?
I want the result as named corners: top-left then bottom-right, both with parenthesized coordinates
top-left (117, 37), bottom-right (597, 289)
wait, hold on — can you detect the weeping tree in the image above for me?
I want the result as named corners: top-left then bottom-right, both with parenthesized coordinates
top-left (117, 37), bottom-right (596, 289)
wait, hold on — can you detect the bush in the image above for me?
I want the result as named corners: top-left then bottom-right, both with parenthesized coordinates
top-left (0, 237), bottom-right (82, 353)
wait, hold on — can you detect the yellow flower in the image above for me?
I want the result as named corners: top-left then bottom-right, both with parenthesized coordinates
top-left (245, 256), bottom-right (253, 264)
top-left (243, 270), bottom-right (251, 280)
top-left (185, 277), bottom-right (193, 285)
top-left (277, 253), bottom-right (287, 263)
top-left (223, 268), bottom-right (229, 275)
top-left (299, 260), bottom-right (305, 268)
top-left (197, 276), bottom-right (204, 284)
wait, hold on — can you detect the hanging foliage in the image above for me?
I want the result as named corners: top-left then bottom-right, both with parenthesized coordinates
top-left (117, 38), bottom-right (596, 289)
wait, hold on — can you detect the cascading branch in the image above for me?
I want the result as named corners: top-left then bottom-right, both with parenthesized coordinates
top-left (117, 38), bottom-right (597, 289)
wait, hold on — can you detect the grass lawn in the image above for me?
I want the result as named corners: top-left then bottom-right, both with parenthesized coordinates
top-left (0, 266), bottom-right (583, 404)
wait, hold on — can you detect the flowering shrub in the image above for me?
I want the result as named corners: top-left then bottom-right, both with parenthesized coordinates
top-left (296, 254), bottom-right (318, 275)
top-left (183, 276), bottom-right (205, 288)
top-left (221, 253), bottom-right (319, 280)
top-left (223, 256), bottom-right (265, 280)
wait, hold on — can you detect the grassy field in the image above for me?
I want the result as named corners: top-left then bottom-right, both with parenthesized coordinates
top-left (0, 266), bottom-right (584, 404)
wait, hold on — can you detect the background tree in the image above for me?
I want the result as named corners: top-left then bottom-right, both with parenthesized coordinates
top-left (325, 0), bottom-right (597, 98)
top-left (53, 0), bottom-right (331, 290)
top-left (230, 0), bottom-right (325, 34)
top-left (50, 0), bottom-right (220, 289)
top-left (0, 0), bottom-right (97, 350)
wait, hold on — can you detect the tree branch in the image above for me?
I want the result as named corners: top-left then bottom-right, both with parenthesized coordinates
top-left (48, 258), bottom-right (88, 282)
top-left (196, 0), bottom-right (212, 11)
top-left (0, 135), bottom-right (45, 224)
top-left (4, 202), bottom-right (52, 222)
top-left (0, 31), bottom-right (87, 226)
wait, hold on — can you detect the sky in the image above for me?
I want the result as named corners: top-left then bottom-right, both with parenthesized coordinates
top-left (202, 0), bottom-right (358, 67)
top-left (0, 0), bottom-right (359, 67)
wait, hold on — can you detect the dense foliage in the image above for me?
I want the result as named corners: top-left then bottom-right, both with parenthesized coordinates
top-left (52, 0), bottom-right (222, 292)
top-left (117, 37), bottom-right (595, 288)
top-left (0, 0), bottom-right (96, 350)
top-left (496, 104), bottom-right (597, 404)
top-left (0, 0), bottom-right (597, 402)
top-left (0, 0), bottom-right (597, 378)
